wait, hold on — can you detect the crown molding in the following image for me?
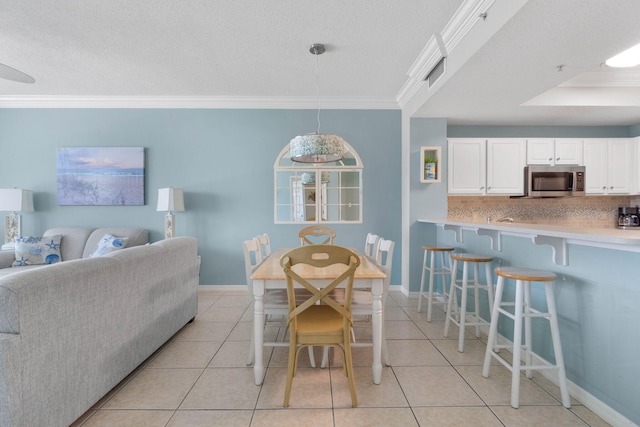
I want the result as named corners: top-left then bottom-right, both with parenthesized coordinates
top-left (0, 95), bottom-right (399, 110)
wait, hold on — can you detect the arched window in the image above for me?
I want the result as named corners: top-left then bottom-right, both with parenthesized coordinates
top-left (274, 142), bottom-right (363, 224)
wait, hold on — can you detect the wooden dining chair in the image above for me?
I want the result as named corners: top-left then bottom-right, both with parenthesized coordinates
top-left (363, 233), bottom-right (380, 258)
top-left (280, 244), bottom-right (360, 407)
top-left (298, 225), bottom-right (336, 246)
top-left (322, 238), bottom-right (395, 368)
top-left (242, 238), bottom-right (316, 367)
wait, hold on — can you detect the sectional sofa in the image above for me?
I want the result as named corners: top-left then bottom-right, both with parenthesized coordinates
top-left (0, 227), bottom-right (200, 427)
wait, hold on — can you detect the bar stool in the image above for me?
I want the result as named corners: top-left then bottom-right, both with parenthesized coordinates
top-left (444, 253), bottom-right (494, 352)
top-left (482, 267), bottom-right (570, 409)
top-left (417, 246), bottom-right (454, 322)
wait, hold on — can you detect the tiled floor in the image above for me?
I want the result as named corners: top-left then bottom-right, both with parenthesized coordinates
top-left (72, 289), bottom-right (611, 427)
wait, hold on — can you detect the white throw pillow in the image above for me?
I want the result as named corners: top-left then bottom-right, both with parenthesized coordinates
top-left (12, 235), bottom-right (63, 266)
top-left (90, 234), bottom-right (129, 257)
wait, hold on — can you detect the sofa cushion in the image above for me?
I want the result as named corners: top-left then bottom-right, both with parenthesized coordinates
top-left (12, 235), bottom-right (62, 266)
top-left (44, 228), bottom-right (94, 261)
top-left (89, 233), bottom-right (129, 257)
top-left (82, 228), bottom-right (148, 258)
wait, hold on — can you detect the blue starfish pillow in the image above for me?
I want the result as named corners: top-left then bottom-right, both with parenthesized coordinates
top-left (89, 233), bottom-right (129, 257)
top-left (12, 235), bottom-right (63, 266)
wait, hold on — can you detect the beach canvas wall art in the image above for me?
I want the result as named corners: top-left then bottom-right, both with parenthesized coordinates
top-left (56, 147), bottom-right (145, 206)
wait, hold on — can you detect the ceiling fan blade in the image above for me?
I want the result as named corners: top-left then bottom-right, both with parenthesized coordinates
top-left (0, 63), bottom-right (35, 84)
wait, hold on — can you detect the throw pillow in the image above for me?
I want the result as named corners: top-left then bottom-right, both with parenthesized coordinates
top-left (89, 234), bottom-right (129, 257)
top-left (12, 235), bottom-right (63, 266)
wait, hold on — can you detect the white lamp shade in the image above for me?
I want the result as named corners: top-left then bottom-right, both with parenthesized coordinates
top-left (0, 189), bottom-right (34, 212)
top-left (156, 188), bottom-right (185, 212)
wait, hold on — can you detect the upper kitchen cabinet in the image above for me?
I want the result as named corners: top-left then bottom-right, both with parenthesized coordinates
top-left (448, 138), bottom-right (526, 195)
top-left (527, 138), bottom-right (583, 165)
top-left (448, 138), bottom-right (485, 194)
top-left (583, 138), bottom-right (635, 195)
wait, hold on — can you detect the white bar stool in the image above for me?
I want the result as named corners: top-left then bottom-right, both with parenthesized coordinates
top-left (482, 266), bottom-right (570, 409)
top-left (444, 253), bottom-right (494, 352)
top-left (417, 246), bottom-right (454, 322)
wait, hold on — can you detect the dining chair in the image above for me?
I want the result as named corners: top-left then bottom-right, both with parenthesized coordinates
top-left (280, 244), bottom-right (360, 407)
top-left (322, 238), bottom-right (395, 367)
top-left (242, 238), bottom-right (317, 367)
top-left (363, 233), bottom-right (380, 258)
top-left (256, 233), bottom-right (271, 259)
top-left (298, 225), bottom-right (336, 246)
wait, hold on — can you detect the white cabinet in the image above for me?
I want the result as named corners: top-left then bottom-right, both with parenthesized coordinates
top-left (527, 138), bottom-right (583, 165)
top-left (583, 138), bottom-right (635, 194)
top-left (448, 138), bottom-right (486, 194)
top-left (487, 139), bottom-right (527, 194)
top-left (448, 138), bottom-right (526, 195)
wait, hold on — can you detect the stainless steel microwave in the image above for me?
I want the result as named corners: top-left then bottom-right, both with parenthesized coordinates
top-left (524, 165), bottom-right (585, 197)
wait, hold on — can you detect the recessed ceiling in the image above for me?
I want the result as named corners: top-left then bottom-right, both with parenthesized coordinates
top-left (1, 0), bottom-right (640, 127)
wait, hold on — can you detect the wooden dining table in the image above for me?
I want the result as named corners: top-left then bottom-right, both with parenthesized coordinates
top-left (250, 247), bottom-right (387, 386)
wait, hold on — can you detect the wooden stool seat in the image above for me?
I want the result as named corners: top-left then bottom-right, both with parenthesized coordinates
top-left (483, 266), bottom-right (570, 409)
top-left (444, 253), bottom-right (494, 352)
top-left (418, 246), bottom-right (454, 322)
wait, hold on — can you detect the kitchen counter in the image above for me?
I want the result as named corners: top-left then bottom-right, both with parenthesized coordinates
top-left (418, 218), bottom-right (640, 265)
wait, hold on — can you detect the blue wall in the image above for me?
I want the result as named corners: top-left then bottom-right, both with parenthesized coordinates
top-left (0, 108), bottom-right (402, 286)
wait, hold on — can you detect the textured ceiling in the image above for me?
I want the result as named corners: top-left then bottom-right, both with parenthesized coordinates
top-left (1, 0), bottom-right (640, 126)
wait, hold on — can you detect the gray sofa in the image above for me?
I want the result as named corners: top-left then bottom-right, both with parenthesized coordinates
top-left (0, 227), bottom-right (200, 427)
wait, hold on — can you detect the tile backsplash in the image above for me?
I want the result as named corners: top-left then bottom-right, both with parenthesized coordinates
top-left (448, 195), bottom-right (640, 228)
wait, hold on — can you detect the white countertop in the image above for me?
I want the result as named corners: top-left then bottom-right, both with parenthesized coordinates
top-left (418, 218), bottom-right (640, 264)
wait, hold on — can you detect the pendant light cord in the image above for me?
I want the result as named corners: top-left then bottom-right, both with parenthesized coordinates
top-left (315, 50), bottom-right (321, 134)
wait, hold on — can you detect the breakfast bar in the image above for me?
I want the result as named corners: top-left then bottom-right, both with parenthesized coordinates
top-left (417, 217), bottom-right (640, 425)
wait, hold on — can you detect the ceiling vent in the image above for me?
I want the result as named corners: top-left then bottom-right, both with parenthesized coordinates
top-left (425, 57), bottom-right (446, 88)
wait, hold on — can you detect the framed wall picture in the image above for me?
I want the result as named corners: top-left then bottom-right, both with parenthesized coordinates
top-left (56, 147), bottom-right (145, 206)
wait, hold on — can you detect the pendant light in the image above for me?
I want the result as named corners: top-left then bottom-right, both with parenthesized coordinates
top-left (290, 43), bottom-right (347, 163)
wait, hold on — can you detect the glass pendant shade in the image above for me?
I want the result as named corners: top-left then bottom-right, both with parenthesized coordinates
top-left (290, 133), bottom-right (347, 163)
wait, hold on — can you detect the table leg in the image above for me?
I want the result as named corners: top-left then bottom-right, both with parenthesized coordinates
top-left (371, 278), bottom-right (383, 384)
top-left (253, 280), bottom-right (265, 385)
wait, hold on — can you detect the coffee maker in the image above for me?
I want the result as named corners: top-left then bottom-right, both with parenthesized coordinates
top-left (617, 206), bottom-right (640, 229)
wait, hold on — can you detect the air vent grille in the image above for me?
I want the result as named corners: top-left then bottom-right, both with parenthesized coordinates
top-left (425, 57), bottom-right (446, 88)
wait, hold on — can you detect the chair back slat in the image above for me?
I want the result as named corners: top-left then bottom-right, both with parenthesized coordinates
top-left (242, 238), bottom-right (263, 293)
top-left (364, 233), bottom-right (380, 258)
top-left (298, 225), bottom-right (336, 246)
top-left (256, 233), bottom-right (271, 258)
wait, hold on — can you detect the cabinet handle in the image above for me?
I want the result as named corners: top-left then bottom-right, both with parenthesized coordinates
top-left (602, 186), bottom-right (607, 190)
top-left (480, 186), bottom-right (485, 190)
top-left (548, 157), bottom-right (553, 161)
top-left (610, 186), bottom-right (614, 190)
top-left (556, 157), bottom-right (560, 161)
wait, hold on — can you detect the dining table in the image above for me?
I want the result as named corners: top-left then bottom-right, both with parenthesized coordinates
top-left (250, 247), bottom-right (387, 386)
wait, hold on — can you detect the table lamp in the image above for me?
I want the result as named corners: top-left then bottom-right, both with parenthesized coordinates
top-left (0, 188), bottom-right (34, 250)
top-left (156, 187), bottom-right (185, 239)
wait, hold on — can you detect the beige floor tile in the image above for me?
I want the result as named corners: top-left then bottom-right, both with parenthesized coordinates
top-left (103, 368), bottom-right (203, 410)
top-left (82, 409), bottom-right (174, 426)
top-left (268, 345), bottom-right (325, 368)
top-left (167, 409), bottom-right (253, 427)
top-left (569, 406), bottom-right (613, 427)
top-left (412, 406), bottom-right (503, 426)
top-left (180, 367), bottom-right (260, 410)
top-left (228, 321), bottom-right (281, 342)
top-left (385, 320), bottom-right (427, 340)
top-left (173, 320), bottom-right (236, 342)
top-left (403, 304), bottom-right (448, 322)
top-left (386, 339), bottom-right (449, 366)
top-left (456, 364), bottom-right (560, 406)
top-left (388, 292), bottom-right (418, 308)
top-left (413, 320), bottom-right (476, 341)
top-left (381, 306), bottom-right (411, 321)
top-left (490, 405), bottom-right (589, 426)
top-left (393, 366), bottom-right (484, 407)
top-left (198, 305), bottom-right (247, 322)
top-left (322, 344), bottom-right (374, 368)
top-left (331, 366), bottom-right (409, 408)
top-left (213, 294), bottom-right (252, 308)
top-left (251, 409), bottom-right (334, 427)
top-left (257, 367), bottom-right (332, 409)
top-left (431, 338), bottom-right (498, 366)
top-left (147, 340), bottom-right (222, 368)
top-left (334, 407), bottom-right (418, 427)
top-left (532, 373), bottom-right (581, 406)
top-left (209, 340), bottom-right (273, 368)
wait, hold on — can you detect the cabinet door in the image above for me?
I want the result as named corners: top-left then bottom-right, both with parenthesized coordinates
top-left (486, 139), bottom-right (526, 195)
top-left (583, 139), bottom-right (608, 194)
top-left (607, 139), bottom-right (633, 194)
top-left (554, 138), bottom-right (583, 165)
top-left (526, 138), bottom-right (554, 165)
top-left (448, 139), bottom-right (486, 194)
